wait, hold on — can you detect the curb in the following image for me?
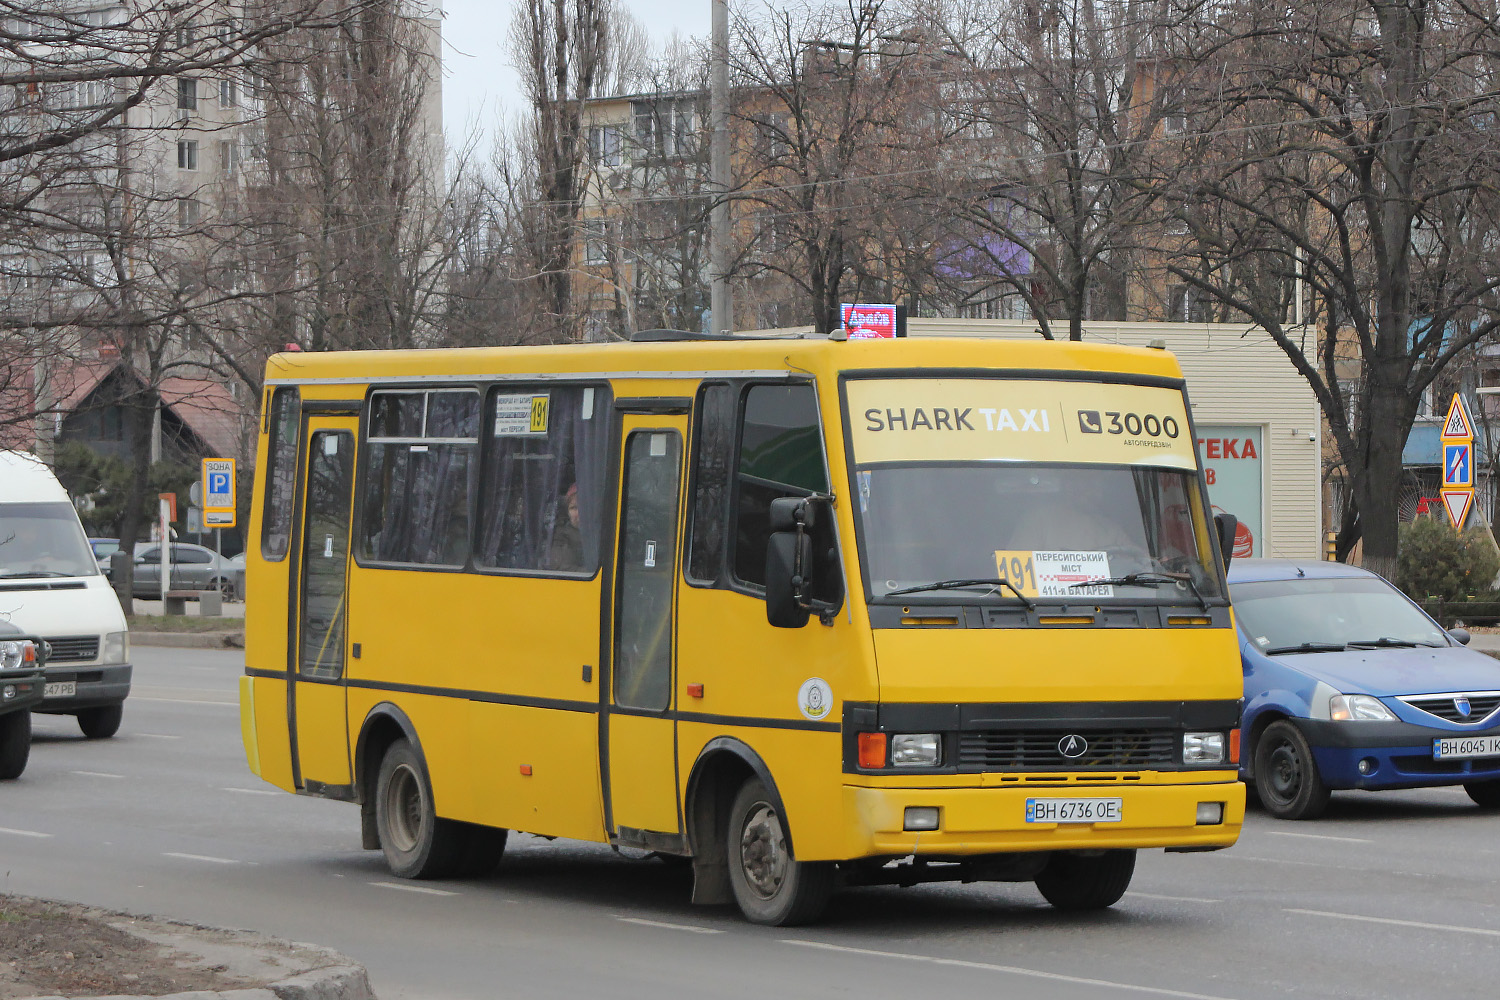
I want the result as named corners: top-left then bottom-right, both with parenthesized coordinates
top-left (130, 631), bottom-right (244, 649)
top-left (11, 902), bottom-right (375, 1000)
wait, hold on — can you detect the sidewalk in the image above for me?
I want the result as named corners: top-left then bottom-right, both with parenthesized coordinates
top-left (1465, 631), bottom-right (1500, 657)
top-left (128, 598), bottom-right (245, 649)
top-left (2, 894), bottom-right (373, 1000)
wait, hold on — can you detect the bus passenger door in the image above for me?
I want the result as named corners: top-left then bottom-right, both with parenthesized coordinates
top-left (289, 417), bottom-right (356, 794)
top-left (605, 416), bottom-right (687, 840)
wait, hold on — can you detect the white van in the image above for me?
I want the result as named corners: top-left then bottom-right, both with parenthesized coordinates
top-left (0, 451), bottom-right (131, 737)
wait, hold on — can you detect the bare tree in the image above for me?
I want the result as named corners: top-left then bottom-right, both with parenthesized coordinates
top-left (1168, 0), bottom-right (1500, 575)
top-left (914, 0), bottom-right (1187, 338)
top-left (730, 0), bottom-right (932, 333)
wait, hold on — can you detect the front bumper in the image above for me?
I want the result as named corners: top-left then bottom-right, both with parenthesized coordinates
top-left (32, 662), bottom-right (132, 714)
top-left (1295, 718), bottom-right (1500, 790)
top-left (838, 777), bottom-right (1245, 859)
top-left (0, 671), bottom-right (46, 714)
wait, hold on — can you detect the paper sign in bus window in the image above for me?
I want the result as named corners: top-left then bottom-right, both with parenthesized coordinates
top-left (494, 393), bottom-right (550, 436)
top-left (995, 550), bottom-right (1113, 598)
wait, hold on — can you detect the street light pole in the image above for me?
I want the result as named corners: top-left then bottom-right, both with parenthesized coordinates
top-left (710, 0), bottom-right (733, 335)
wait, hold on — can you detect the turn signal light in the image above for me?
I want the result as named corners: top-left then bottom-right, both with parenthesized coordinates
top-left (858, 732), bottom-right (888, 769)
top-left (1229, 729), bottom-right (1241, 764)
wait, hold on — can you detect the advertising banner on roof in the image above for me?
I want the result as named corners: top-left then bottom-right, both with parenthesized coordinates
top-left (841, 303), bottom-right (899, 339)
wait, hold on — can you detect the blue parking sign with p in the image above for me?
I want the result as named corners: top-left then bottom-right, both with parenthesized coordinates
top-left (201, 458), bottom-right (236, 527)
top-left (1444, 443), bottom-right (1473, 488)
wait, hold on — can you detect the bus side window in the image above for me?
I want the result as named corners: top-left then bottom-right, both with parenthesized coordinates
top-left (359, 389), bottom-right (478, 567)
top-left (261, 386), bottom-right (300, 561)
top-left (731, 384), bottom-right (829, 589)
top-left (474, 384), bottom-right (611, 574)
top-left (686, 382), bottom-right (734, 586)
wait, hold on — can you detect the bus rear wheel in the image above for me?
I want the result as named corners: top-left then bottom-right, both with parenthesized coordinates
top-left (1035, 849), bottom-right (1136, 910)
top-left (726, 778), bottom-right (833, 926)
top-left (0, 711), bottom-right (30, 780)
top-left (375, 739), bottom-right (468, 879)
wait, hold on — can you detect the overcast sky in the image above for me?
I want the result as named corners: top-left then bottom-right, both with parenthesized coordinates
top-left (440, 0), bottom-right (712, 152)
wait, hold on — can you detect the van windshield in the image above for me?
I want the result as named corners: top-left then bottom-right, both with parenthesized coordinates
top-left (0, 502), bottom-right (99, 578)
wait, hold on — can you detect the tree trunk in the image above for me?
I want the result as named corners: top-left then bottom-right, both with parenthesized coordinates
top-left (1354, 389), bottom-right (1410, 581)
top-left (113, 394), bottom-right (155, 610)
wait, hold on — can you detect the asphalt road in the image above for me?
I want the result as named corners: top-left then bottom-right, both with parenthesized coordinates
top-left (3, 646), bottom-right (1498, 1000)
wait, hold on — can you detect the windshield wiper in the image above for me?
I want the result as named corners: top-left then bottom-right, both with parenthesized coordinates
top-left (885, 578), bottom-right (1036, 611)
top-left (1346, 637), bottom-right (1433, 649)
top-left (0, 570), bottom-right (72, 579)
top-left (1067, 571), bottom-right (1211, 611)
top-left (1264, 641), bottom-right (1348, 655)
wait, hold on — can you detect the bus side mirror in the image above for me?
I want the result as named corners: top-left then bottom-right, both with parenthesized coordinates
top-left (1214, 513), bottom-right (1238, 572)
top-left (766, 528), bottom-right (813, 629)
top-left (766, 496), bottom-right (832, 629)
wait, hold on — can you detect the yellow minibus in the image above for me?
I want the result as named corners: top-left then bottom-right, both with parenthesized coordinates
top-left (240, 331), bottom-right (1245, 925)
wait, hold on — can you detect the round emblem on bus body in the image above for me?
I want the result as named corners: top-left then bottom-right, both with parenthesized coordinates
top-left (1057, 734), bottom-right (1089, 758)
top-left (797, 677), bottom-right (833, 721)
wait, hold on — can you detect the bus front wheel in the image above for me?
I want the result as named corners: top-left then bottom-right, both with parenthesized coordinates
top-left (375, 739), bottom-right (468, 879)
top-left (726, 778), bottom-right (833, 926)
top-left (1034, 849), bottom-right (1136, 910)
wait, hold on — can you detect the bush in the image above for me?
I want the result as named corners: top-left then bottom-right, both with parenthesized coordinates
top-left (1395, 516), bottom-right (1500, 602)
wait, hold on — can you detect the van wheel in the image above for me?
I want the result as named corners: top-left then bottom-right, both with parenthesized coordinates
top-left (726, 778), bottom-right (833, 926)
top-left (0, 712), bottom-right (31, 780)
top-left (1035, 850), bottom-right (1135, 910)
top-left (77, 704), bottom-right (123, 739)
top-left (1254, 720), bottom-right (1330, 820)
top-left (374, 739), bottom-right (467, 879)
top-left (1464, 780), bottom-right (1500, 809)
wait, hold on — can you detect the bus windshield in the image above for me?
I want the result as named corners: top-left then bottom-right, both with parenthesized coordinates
top-left (844, 374), bottom-right (1224, 604)
top-left (857, 463), bottom-right (1223, 602)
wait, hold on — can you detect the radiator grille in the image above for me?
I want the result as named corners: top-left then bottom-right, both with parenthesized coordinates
top-left (958, 729), bottom-right (1177, 770)
top-left (44, 635), bottom-right (100, 663)
top-left (1399, 692), bottom-right (1500, 724)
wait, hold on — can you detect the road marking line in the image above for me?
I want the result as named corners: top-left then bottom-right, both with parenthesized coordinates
top-left (370, 881), bottom-right (458, 897)
top-left (782, 941), bottom-right (1237, 999)
top-left (1286, 908), bottom-right (1500, 937)
top-left (134, 697), bottom-right (237, 707)
top-left (1226, 855), bottom-right (1434, 879)
top-left (135, 733), bottom-right (182, 740)
top-left (0, 827), bottom-right (52, 838)
top-left (164, 852), bottom-right (245, 865)
top-left (222, 787), bottom-right (279, 796)
top-left (70, 770), bottom-right (124, 779)
top-left (615, 916), bottom-right (724, 934)
top-left (1264, 830), bottom-right (1372, 844)
top-left (1129, 891), bottom-right (1221, 904)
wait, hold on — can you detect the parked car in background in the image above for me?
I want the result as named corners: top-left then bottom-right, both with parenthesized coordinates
top-left (125, 543), bottom-right (238, 600)
top-left (88, 537), bottom-right (120, 572)
top-left (226, 552), bottom-right (245, 602)
top-left (1231, 558), bottom-right (1500, 819)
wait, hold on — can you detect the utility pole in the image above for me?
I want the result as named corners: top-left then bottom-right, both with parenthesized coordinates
top-left (710, 0), bottom-right (733, 335)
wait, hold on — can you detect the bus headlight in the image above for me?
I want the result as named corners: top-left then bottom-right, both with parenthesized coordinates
top-left (1182, 732), bottom-right (1226, 765)
top-left (890, 733), bottom-right (942, 767)
top-left (102, 631), bottom-right (129, 665)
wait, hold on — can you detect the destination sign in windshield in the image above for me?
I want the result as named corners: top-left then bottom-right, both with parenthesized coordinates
top-left (845, 377), bottom-right (1196, 469)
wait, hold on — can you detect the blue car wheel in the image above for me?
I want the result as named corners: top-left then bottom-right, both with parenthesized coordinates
top-left (1254, 720), bottom-right (1331, 820)
top-left (1466, 780), bottom-right (1500, 808)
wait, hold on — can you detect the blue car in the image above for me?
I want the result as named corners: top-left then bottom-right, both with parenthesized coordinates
top-left (1230, 558), bottom-right (1500, 819)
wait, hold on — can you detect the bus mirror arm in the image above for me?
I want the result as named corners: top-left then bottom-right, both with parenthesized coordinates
top-left (765, 497), bottom-right (840, 629)
top-left (1214, 513), bottom-right (1238, 572)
